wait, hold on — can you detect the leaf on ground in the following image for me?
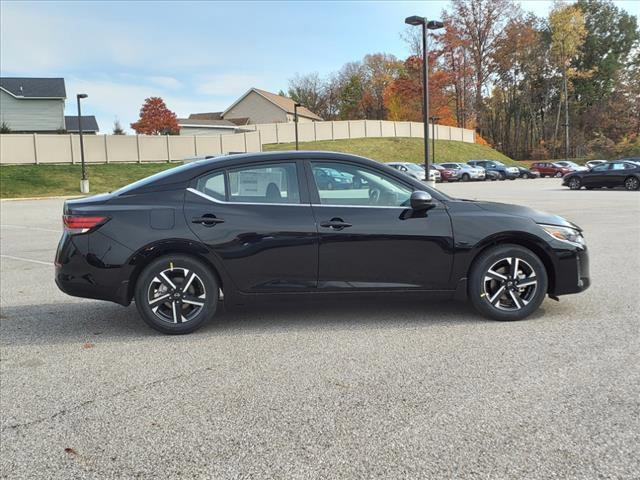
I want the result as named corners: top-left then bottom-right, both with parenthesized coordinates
top-left (82, 342), bottom-right (95, 349)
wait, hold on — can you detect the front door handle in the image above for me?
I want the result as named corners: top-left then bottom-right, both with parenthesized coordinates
top-left (192, 214), bottom-right (224, 227)
top-left (320, 218), bottom-right (352, 230)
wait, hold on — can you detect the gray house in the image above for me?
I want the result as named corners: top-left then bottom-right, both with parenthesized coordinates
top-left (0, 78), bottom-right (66, 132)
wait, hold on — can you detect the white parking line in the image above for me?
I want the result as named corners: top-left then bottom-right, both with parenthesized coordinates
top-left (0, 224), bottom-right (61, 233)
top-left (0, 254), bottom-right (53, 266)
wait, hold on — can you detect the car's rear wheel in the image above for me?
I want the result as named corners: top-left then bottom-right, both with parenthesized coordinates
top-left (462, 173), bottom-right (470, 182)
top-left (135, 254), bottom-right (218, 334)
top-left (624, 176), bottom-right (640, 191)
top-left (555, 172), bottom-right (563, 178)
top-left (523, 173), bottom-right (530, 179)
top-left (468, 244), bottom-right (548, 321)
top-left (568, 177), bottom-right (582, 190)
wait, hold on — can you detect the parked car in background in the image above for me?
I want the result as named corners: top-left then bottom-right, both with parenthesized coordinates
top-left (621, 157), bottom-right (640, 166)
top-left (530, 162), bottom-right (573, 178)
top-left (55, 150), bottom-right (590, 334)
top-left (467, 160), bottom-right (519, 180)
top-left (484, 169), bottom-right (500, 181)
top-left (387, 162), bottom-right (440, 182)
top-left (439, 162), bottom-right (485, 181)
top-left (515, 166), bottom-right (540, 179)
top-left (554, 161), bottom-right (589, 172)
top-left (313, 167), bottom-right (353, 190)
top-left (585, 160), bottom-right (607, 169)
top-left (431, 164), bottom-right (459, 182)
top-left (563, 161), bottom-right (640, 191)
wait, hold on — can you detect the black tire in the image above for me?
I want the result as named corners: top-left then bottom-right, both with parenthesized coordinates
top-left (499, 172), bottom-right (506, 181)
top-left (462, 173), bottom-right (470, 182)
top-left (135, 254), bottom-right (218, 334)
top-left (523, 173), bottom-right (530, 179)
top-left (468, 244), bottom-right (548, 321)
top-left (555, 172), bottom-right (563, 178)
top-left (624, 176), bottom-right (640, 191)
top-left (568, 177), bottom-right (581, 190)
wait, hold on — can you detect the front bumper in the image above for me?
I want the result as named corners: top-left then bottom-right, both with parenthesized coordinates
top-left (551, 245), bottom-right (590, 296)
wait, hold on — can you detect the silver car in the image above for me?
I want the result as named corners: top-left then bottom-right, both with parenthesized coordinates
top-left (555, 161), bottom-right (589, 172)
top-left (439, 162), bottom-right (486, 181)
top-left (386, 162), bottom-right (440, 182)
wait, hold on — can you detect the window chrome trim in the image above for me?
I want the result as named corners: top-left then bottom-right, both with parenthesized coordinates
top-left (186, 187), bottom-right (307, 207)
top-left (311, 203), bottom-right (409, 210)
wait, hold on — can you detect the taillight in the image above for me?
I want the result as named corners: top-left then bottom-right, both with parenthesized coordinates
top-left (63, 215), bottom-right (108, 234)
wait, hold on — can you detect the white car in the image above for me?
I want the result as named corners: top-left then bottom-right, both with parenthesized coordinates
top-left (585, 160), bottom-right (607, 169)
top-left (555, 161), bottom-right (589, 172)
top-left (386, 162), bottom-right (440, 182)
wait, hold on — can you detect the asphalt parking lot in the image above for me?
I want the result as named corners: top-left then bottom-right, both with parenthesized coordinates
top-left (1, 178), bottom-right (639, 479)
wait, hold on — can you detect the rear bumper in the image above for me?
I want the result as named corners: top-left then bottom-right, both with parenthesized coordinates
top-left (55, 230), bottom-right (133, 306)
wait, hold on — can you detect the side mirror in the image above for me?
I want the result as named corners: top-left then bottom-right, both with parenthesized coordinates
top-left (410, 190), bottom-right (433, 211)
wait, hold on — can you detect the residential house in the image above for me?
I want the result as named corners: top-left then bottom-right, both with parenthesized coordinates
top-left (177, 114), bottom-right (242, 136)
top-left (221, 88), bottom-right (322, 125)
top-left (0, 77), bottom-right (66, 132)
top-left (64, 115), bottom-right (99, 134)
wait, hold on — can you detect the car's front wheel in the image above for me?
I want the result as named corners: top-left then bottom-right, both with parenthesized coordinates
top-left (462, 173), bottom-right (470, 182)
top-left (135, 254), bottom-right (218, 334)
top-left (555, 172), bottom-right (563, 178)
top-left (468, 244), bottom-right (548, 321)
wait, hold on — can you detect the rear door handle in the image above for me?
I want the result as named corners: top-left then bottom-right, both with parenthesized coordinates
top-left (320, 218), bottom-right (352, 230)
top-left (192, 214), bottom-right (224, 227)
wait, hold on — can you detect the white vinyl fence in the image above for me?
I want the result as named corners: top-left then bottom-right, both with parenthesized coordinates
top-left (243, 119), bottom-right (475, 145)
top-left (0, 120), bottom-right (475, 165)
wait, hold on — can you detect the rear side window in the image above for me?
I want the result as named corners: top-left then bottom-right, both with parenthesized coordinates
top-left (228, 163), bottom-right (300, 204)
top-left (196, 171), bottom-right (226, 201)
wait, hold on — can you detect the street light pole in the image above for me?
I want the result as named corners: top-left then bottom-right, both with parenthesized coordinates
top-left (294, 103), bottom-right (301, 151)
top-left (430, 116), bottom-right (440, 163)
top-left (405, 16), bottom-right (444, 187)
top-left (76, 93), bottom-right (89, 193)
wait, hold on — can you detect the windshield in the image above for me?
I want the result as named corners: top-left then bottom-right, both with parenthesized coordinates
top-left (492, 161), bottom-right (505, 166)
top-left (405, 164), bottom-right (424, 172)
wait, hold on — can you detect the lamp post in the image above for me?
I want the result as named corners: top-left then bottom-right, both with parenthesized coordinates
top-left (76, 93), bottom-right (89, 193)
top-left (430, 116), bottom-right (440, 164)
top-left (294, 103), bottom-right (301, 151)
top-left (405, 16), bottom-right (444, 187)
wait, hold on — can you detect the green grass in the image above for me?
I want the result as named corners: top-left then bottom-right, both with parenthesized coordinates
top-left (0, 163), bottom-right (176, 198)
top-left (264, 137), bottom-right (514, 165)
top-left (1, 138), bottom-right (513, 199)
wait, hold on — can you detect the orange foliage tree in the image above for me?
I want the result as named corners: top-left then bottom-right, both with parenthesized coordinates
top-left (131, 97), bottom-right (180, 135)
top-left (383, 56), bottom-right (457, 126)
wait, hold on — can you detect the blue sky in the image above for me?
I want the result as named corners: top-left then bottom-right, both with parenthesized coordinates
top-left (1, 0), bottom-right (638, 133)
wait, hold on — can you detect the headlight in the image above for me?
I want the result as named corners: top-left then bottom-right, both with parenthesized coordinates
top-left (540, 224), bottom-right (585, 247)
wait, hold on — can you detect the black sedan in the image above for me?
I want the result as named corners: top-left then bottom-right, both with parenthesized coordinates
top-left (563, 161), bottom-right (640, 190)
top-left (516, 166), bottom-right (540, 179)
top-left (56, 151), bottom-right (590, 334)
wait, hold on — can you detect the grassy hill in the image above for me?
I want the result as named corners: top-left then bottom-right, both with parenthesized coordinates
top-left (264, 137), bottom-right (515, 165)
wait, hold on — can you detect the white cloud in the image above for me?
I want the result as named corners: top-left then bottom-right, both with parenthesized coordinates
top-left (148, 76), bottom-right (183, 90)
top-left (196, 74), bottom-right (260, 96)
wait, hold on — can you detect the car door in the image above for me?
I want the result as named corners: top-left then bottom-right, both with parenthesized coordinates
top-left (583, 163), bottom-right (610, 186)
top-left (607, 162), bottom-right (630, 187)
top-left (305, 160), bottom-right (453, 291)
top-left (184, 160), bottom-right (318, 292)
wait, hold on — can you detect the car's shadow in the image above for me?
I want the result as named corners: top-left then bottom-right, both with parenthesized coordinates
top-left (0, 297), bottom-right (547, 347)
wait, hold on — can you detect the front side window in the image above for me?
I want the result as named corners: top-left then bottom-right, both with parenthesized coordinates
top-left (592, 164), bottom-right (610, 172)
top-left (228, 163), bottom-right (300, 204)
top-left (311, 162), bottom-right (412, 207)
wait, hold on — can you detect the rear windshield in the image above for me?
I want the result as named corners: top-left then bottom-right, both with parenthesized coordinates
top-left (113, 162), bottom-right (201, 195)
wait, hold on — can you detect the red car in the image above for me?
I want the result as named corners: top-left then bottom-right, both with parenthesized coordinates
top-left (431, 164), bottom-right (460, 182)
top-left (530, 162), bottom-right (573, 178)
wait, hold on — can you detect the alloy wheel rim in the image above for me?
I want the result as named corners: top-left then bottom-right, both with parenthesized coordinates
top-left (483, 257), bottom-right (538, 311)
top-left (147, 267), bottom-right (206, 323)
top-left (570, 178), bottom-right (580, 189)
top-left (626, 177), bottom-right (639, 190)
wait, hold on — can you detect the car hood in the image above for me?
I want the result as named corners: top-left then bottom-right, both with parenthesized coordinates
top-left (461, 200), bottom-right (580, 231)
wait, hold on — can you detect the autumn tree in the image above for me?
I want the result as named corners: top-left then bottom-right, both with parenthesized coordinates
top-left (112, 119), bottom-right (125, 135)
top-left (549, 2), bottom-right (587, 158)
top-left (448, 0), bottom-right (520, 124)
top-left (130, 97), bottom-right (179, 135)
